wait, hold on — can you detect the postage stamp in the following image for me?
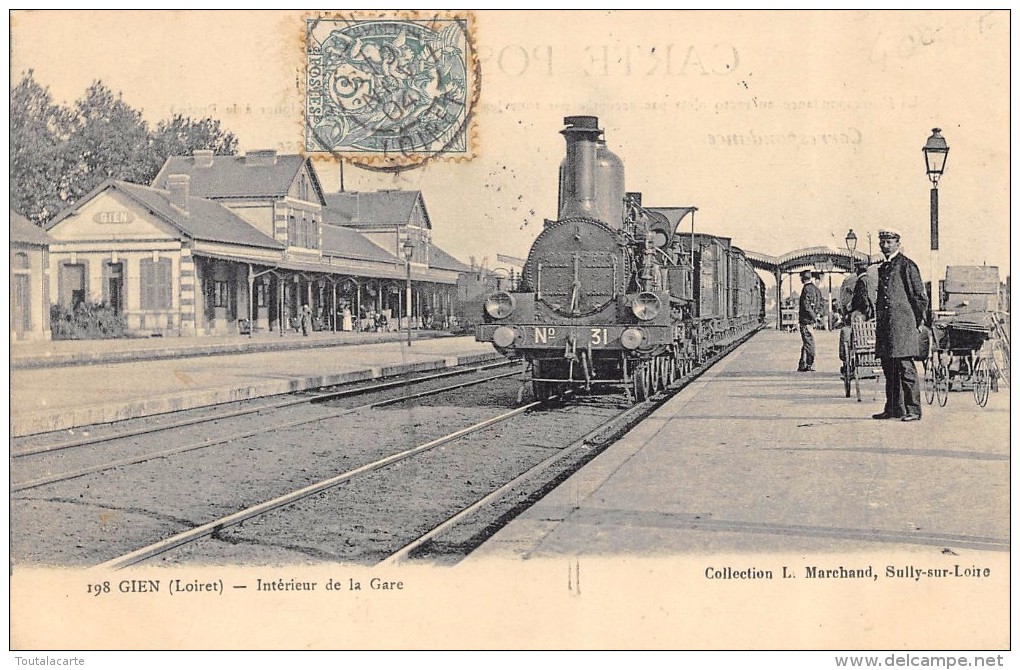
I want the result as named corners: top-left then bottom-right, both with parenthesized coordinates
top-left (304, 13), bottom-right (478, 170)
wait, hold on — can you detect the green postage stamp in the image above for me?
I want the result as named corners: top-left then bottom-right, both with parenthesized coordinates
top-left (304, 13), bottom-right (478, 169)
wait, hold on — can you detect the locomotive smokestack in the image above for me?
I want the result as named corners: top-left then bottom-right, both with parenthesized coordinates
top-left (558, 116), bottom-right (626, 228)
top-left (558, 116), bottom-right (602, 221)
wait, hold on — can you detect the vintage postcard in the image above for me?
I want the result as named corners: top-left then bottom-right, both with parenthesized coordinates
top-left (8, 9), bottom-right (1011, 656)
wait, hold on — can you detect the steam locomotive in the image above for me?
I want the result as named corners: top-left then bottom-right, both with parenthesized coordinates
top-left (476, 116), bottom-right (765, 401)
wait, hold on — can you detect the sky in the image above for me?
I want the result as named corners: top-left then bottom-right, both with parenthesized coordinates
top-left (9, 10), bottom-right (1012, 286)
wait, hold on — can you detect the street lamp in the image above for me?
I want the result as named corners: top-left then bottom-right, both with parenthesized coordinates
top-left (845, 228), bottom-right (858, 262)
top-left (923, 128), bottom-right (949, 249)
top-left (402, 238), bottom-right (415, 347)
top-left (923, 127), bottom-right (949, 310)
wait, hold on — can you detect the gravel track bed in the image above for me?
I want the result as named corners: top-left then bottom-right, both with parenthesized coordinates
top-left (10, 371), bottom-right (528, 567)
top-left (11, 366), bottom-right (516, 486)
top-left (150, 401), bottom-right (621, 566)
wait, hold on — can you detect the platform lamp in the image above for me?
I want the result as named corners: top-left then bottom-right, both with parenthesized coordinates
top-left (923, 128), bottom-right (949, 313)
top-left (845, 228), bottom-right (858, 266)
top-left (402, 237), bottom-right (416, 347)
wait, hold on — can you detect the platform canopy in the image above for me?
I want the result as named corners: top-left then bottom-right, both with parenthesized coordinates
top-left (744, 246), bottom-right (879, 274)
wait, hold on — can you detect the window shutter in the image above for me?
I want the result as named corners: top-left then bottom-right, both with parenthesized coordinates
top-left (156, 258), bottom-right (172, 309)
top-left (140, 259), bottom-right (152, 310)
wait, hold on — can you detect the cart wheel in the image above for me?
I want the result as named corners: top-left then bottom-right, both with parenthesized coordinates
top-left (935, 360), bottom-right (950, 407)
top-left (973, 358), bottom-right (990, 407)
top-left (841, 340), bottom-right (852, 398)
top-left (991, 339), bottom-right (1009, 388)
top-left (923, 357), bottom-right (936, 405)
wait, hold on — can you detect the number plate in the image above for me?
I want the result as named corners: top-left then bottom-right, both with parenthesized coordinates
top-left (526, 325), bottom-right (623, 347)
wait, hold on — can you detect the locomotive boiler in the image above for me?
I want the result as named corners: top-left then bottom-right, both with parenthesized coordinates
top-left (476, 116), bottom-right (764, 401)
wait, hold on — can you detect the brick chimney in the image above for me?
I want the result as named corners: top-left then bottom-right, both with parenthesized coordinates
top-left (245, 149), bottom-right (278, 166)
top-left (167, 174), bottom-right (190, 213)
top-left (193, 149), bottom-right (214, 168)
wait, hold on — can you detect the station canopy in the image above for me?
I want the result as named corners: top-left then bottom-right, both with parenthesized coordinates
top-left (743, 246), bottom-right (879, 274)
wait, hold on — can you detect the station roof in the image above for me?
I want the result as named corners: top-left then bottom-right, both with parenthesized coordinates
top-left (744, 246), bottom-right (877, 273)
top-left (46, 180), bottom-right (285, 250)
top-left (320, 224), bottom-right (401, 264)
top-left (323, 190), bottom-right (432, 230)
top-left (10, 210), bottom-right (56, 246)
top-left (428, 243), bottom-right (473, 273)
top-left (152, 151), bottom-right (327, 205)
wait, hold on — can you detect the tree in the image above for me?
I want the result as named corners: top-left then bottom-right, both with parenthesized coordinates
top-left (146, 114), bottom-right (238, 178)
top-left (9, 74), bottom-right (239, 227)
top-left (62, 81), bottom-right (153, 205)
top-left (9, 71), bottom-right (74, 224)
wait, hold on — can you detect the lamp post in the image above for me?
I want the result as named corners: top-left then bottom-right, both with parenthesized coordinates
top-left (402, 238), bottom-right (415, 347)
top-left (923, 128), bottom-right (949, 311)
top-left (845, 228), bottom-right (858, 262)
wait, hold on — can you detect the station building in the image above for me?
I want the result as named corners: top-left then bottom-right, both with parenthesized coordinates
top-left (39, 149), bottom-right (472, 337)
top-left (10, 210), bottom-right (55, 341)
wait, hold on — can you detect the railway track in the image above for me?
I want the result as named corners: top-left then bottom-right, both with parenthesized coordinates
top-left (69, 328), bottom-right (759, 569)
top-left (12, 359), bottom-right (516, 458)
top-left (11, 364), bottom-right (522, 492)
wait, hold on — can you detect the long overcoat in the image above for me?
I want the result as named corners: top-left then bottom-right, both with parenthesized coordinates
top-left (875, 253), bottom-right (928, 358)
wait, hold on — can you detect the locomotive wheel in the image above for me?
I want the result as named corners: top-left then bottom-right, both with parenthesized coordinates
top-left (923, 358), bottom-right (935, 405)
top-left (935, 360), bottom-right (950, 407)
top-left (973, 358), bottom-right (990, 407)
top-left (649, 358), bottom-right (661, 393)
top-left (531, 361), bottom-right (557, 401)
top-left (654, 356), bottom-right (666, 392)
top-left (665, 353), bottom-right (677, 387)
top-left (632, 362), bottom-right (651, 402)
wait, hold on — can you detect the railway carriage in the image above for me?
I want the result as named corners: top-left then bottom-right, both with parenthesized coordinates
top-left (476, 116), bottom-right (764, 401)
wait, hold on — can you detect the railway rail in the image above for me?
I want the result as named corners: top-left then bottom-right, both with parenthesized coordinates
top-left (12, 359), bottom-right (515, 458)
top-left (73, 328), bottom-right (758, 569)
top-left (12, 364), bottom-right (522, 492)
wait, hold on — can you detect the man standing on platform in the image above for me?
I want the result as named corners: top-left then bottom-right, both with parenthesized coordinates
top-left (797, 269), bottom-right (823, 371)
top-left (873, 228), bottom-right (928, 421)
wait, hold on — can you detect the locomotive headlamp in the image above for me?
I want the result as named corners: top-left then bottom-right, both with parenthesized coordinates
top-left (492, 326), bottom-right (517, 348)
top-left (621, 327), bottom-right (644, 350)
top-left (630, 292), bottom-right (661, 321)
top-left (484, 292), bottom-right (516, 319)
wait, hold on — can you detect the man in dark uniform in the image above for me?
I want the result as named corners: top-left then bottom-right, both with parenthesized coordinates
top-left (797, 269), bottom-right (823, 371)
top-left (873, 228), bottom-right (928, 421)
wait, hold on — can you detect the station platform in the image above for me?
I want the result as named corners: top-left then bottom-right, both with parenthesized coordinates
top-left (10, 328), bottom-right (456, 369)
top-left (474, 328), bottom-right (1010, 558)
top-left (9, 332), bottom-right (499, 437)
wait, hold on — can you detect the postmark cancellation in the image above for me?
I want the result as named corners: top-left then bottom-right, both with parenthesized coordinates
top-left (304, 13), bottom-right (478, 169)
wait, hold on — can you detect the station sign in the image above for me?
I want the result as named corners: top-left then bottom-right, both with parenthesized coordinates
top-left (93, 210), bottom-right (134, 224)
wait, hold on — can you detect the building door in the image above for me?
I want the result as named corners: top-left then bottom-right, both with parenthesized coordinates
top-left (13, 274), bottom-right (31, 338)
top-left (60, 263), bottom-right (86, 309)
top-left (105, 262), bottom-right (124, 314)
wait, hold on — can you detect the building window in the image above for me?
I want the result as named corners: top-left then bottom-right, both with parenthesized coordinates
top-left (140, 257), bottom-right (173, 310)
top-left (214, 280), bottom-right (229, 308)
top-left (286, 212), bottom-right (320, 250)
top-left (13, 252), bottom-right (30, 270)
